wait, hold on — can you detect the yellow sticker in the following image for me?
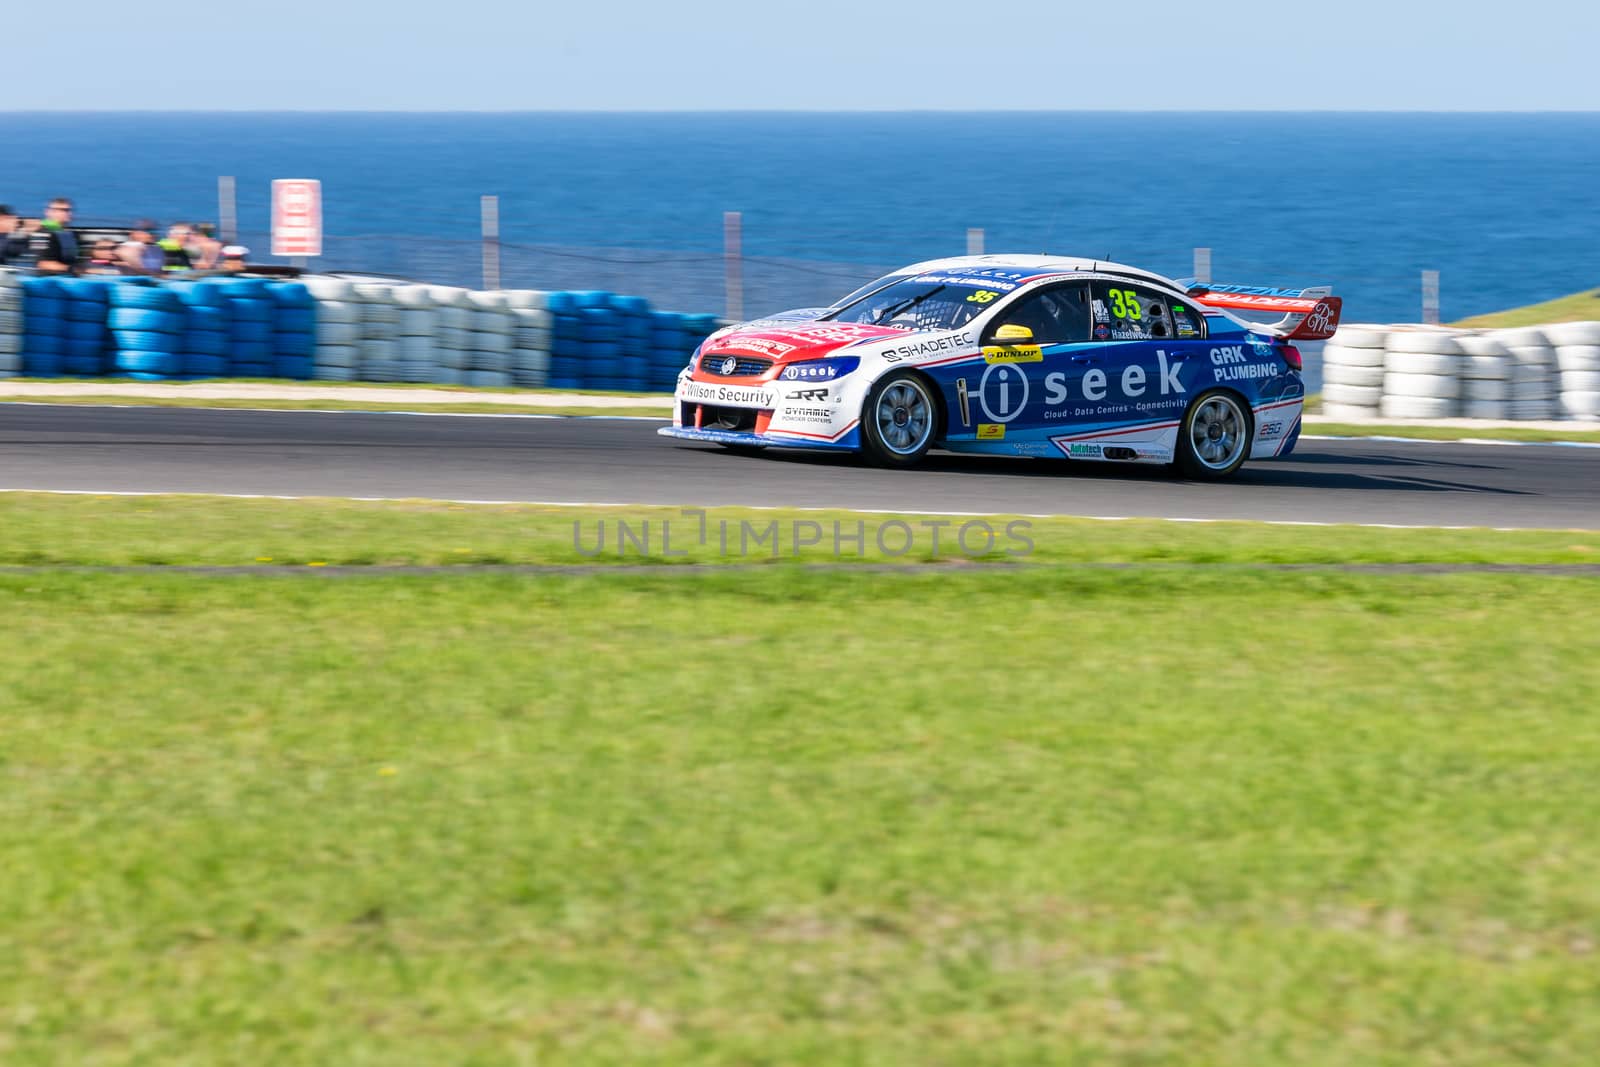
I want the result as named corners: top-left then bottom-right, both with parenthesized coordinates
top-left (982, 345), bottom-right (1043, 364)
top-left (976, 424), bottom-right (1006, 440)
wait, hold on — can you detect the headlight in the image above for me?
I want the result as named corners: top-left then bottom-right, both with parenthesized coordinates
top-left (780, 357), bottom-right (860, 382)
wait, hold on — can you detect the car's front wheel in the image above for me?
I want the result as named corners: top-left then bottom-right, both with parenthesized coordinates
top-left (1176, 390), bottom-right (1251, 480)
top-left (860, 371), bottom-right (938, 468)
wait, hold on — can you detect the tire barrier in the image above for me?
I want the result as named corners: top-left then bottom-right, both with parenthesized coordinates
top-left (0, 268), bottom-right (728, 391)
top-left (110, 282), bottom-right (187, 379)
top-left (0, 272), bottom-right (21, 376)
top-left (1548, 321), bottom-right (1600, 421)
top-left (1319, 324), bottom-right (1387, 420)
top-left (1323, 321), bottom-right (1600, 421)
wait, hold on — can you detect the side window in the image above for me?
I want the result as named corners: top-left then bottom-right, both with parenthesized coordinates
top-left (1166, 296), bottom-right (1205, 340)
top-left (1089, 281), bottom-right (1195, 341)
top-left (988, 283), bottom-right (1091, 345)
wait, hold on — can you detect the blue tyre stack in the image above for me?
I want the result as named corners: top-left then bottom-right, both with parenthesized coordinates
top-left (172, 281), bottom-right (232, 378)
top-left (269, 282), bottom-right (317, 379)
top-left (60, 279), bottom-right (113, 376)
top-left (647, 311), bottom-right (696, 391)
top-left (571, 291), bottom-right (624, 392)
top-left (545, 291), bottom-right (584, 389)
top-left (213, 278), bottom-right (276, 377)
top-left (109, 282), bottom-right (187, 379)
top-left (682, 314), bottom-right (725, 365)
top-left (611, 294), bottom-right (653, 391)
top-left (20, 277), bottom-right (68, 376)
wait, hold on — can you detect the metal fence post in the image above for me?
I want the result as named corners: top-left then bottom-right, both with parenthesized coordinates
top-left (481, 195), bottom-right (501, 291)
top-left (1193, 247), bottom-right (1212, 285)
top-left (967, 228), bottom-right (985, 256)
top-left (724, 211), bottom-right (743, 321)
top-left (1422, 269), bottom-right (1440, 325)
top-left (218, 176), bottom-right (237, 243)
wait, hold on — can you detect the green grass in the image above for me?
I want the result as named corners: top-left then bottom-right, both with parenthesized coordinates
top-left (1453, 288), bottom-right (1600, 328)
top-left (3, 493), bottom-right (1600, 567)
top-left (3, 565), bottom-right (1599, 1065)
top-left (1309, 422), bottom-right (1600, 443)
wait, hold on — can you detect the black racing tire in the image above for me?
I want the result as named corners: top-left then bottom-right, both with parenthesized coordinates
top-left (1175, 390), bottom-right (1252, 480)
top-left (860, 370), bottom-right (939, 468)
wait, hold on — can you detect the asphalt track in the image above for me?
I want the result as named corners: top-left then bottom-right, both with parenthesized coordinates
top-left (2, 404), bottom-right (1598, 530)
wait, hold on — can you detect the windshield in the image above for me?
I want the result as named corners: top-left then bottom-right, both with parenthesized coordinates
top-left (830, 272), bottom-right (912, 308)
top-left (826, 276), bottom-right (1008, 332)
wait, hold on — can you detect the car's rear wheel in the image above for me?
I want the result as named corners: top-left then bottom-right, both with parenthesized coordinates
top-left (861, 371), bottom-right (938, 468)
top-left (1176, 390), bottom-right (1251, 480)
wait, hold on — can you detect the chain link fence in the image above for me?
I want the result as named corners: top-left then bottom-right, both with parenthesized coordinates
top-left (236, 231), bottom-right (899, 319)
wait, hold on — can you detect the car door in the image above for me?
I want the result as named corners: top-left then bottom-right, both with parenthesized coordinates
top-left (964, 282), bottom-right (1096, 441)
top-left (1080, 279), bottom-right (1207, 455)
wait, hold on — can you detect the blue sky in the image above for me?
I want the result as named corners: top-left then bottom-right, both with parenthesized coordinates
top-left (11, 0), bottom-right (1598, 111)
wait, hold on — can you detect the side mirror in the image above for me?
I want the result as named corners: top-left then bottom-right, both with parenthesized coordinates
top-left (993, 324), bottom-right (1034, 343)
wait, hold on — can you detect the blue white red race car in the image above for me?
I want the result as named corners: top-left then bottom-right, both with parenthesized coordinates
top-left (659, 255), bottom-right (1341, 480)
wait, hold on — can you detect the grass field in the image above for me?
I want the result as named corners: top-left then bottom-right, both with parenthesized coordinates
top-left (3, 495), bottom-right (1598, 1064)
top-left (1454, 288), bottom-right (1600, 329)
top-left (4, 493), bottom-right (1600, 567)
top-left (1309, 423), bottom-right (1600, 444)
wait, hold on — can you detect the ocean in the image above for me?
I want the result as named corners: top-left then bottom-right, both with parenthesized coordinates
top-left (3, 111), bottom-right (1598, 324)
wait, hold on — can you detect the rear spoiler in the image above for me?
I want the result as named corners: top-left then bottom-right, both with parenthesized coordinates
top-left (1175, 281), bottom-right (1343, 341)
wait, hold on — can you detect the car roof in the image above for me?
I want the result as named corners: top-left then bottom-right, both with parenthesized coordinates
top-left (893, 253), bottom-right (1179, 290)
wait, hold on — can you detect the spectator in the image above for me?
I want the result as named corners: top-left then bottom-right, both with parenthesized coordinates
top-left (220, 245), bottom-right (250, 273)
top-left (32, 197), bottom-right (80, 273)
top-left (118, 220), bottom-right (165, 276)
top-left (159, 224), bottom-right (195, 272)
top-left (0, 205), bottom-right (31, 264)
top-left (188, 223), bottom-right (223, 270)
top-left (79, 239), bottom-right (126, 276)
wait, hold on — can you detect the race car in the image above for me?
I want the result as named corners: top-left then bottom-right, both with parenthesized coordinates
top-left (658, 254), bottom-right (1341, 480)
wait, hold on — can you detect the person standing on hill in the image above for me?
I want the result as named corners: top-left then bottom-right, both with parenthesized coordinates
top-left (32, 197), bottom-right (80, 273)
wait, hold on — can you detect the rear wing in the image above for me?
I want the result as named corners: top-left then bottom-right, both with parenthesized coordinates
top-left (1175, 281), bottom-right (1343, 341)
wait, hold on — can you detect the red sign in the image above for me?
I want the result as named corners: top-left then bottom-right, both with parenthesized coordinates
top-left (271, 179), bottom-right (322, 257)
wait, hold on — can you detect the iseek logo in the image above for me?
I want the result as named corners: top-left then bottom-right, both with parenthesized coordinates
top-left (977, 350), bottom-right (1188, 424)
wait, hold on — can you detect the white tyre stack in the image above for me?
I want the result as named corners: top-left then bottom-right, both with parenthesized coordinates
top-left (357, 292), bottom-right (403, 383)
top-left (500, 290), bottom-right (551, 311)
top-left (509, 307), bottom-right (553, 388)
top-left (1489, 327), bottom-right (1558, 420)
top-left (1381, 328), bottom-right (1464, 419)
top-left (312, 298), bottom-right (361, 382)
top-left (1547, 321), bottom-right (1600, 421)
top-left (465, 296), bottom-right (515, 388)
top-left (433, 303), bottom-right (473, 385)
top-left (393, 290), bottom-right (439, 384)
top-left (303, 277), bottom-right (357, 303)
top-left (1319, 324), bottom-right (1387, 418)
top-left (1456, 334), bottom-right (1513, 420)
top-left (0, 270), bottom-right (23, 376)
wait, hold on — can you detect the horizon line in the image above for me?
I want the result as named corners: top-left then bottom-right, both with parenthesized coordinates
top-left (2, 107), bottom-right (1599, 116)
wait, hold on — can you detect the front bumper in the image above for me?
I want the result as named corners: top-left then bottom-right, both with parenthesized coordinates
top-left (656, 425), bottom-right (858, 451)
